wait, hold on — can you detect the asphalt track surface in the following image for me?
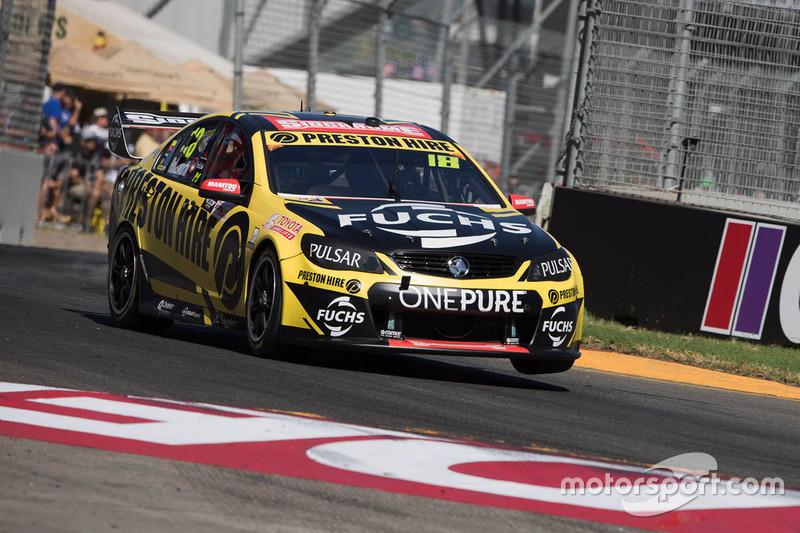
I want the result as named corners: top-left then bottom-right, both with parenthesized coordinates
top-left (1, 244), bottom-right (798, 532)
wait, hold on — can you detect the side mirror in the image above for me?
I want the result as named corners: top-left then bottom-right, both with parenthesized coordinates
top-left (509, 194), bottom-right (536, 216)
top-left (199, 178), bottom-right (246, 204)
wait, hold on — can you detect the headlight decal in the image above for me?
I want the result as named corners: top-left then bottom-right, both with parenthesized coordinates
top-left (301, 234), bottom-right (383, 273)
top-left (527, 248), bottom-right (574, 282)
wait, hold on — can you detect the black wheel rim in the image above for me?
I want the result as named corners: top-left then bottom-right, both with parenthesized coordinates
top-left (248, 257), bottom-right (276, 340)
top-left (110, 234), bottom-right (136, 314)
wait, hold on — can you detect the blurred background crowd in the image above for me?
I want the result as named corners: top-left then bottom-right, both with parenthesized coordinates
top-left (35, 82), bottom-right (166, 232)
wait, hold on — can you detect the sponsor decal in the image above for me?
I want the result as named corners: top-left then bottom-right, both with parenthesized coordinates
top-left (302, 236), bottom-right (384, 273)
top-left (702, 219), bottom-right (786, 340)
top-left (548, 286), bottom-right (578, 305)
top-left (212, 312), bottom-right (238, 329)
top-left (118, 170), bottom-right (219, 273)
top-left (210, 212), bottom-right (250, 311)
top-left (247, 227), bottom-right (259, 250)
top-left (265, 117), bottom-right (432, 139)
top-left (509, 194), bottom-right (536, 210)
top-left (123, 111), bottom-right (198, 127)
top-left (290, 133), bottom-right (455, 153)
top-left (262, 212), bottom-right (303, 241)
top-left (201, 199), bottom-right (232, 222)
top-left (398, 286), bottom-right (527, 314)
top-left (338, 203), bottom-right (531, 249)
top-left (181, 307), bottom-right (202, 320)
top-left (298, 270), bottom-right (347, 289)
top-left (541, 306), bottom-right (575, 347)
top-left (345, 279), bottom-right (362, 295)
top-left (270, 132), bottom-right (299, 144)
top-left (266, 132), bottom-right (456, 154)
top-left (316, 296), bottom-right (366, 337)
top-left (380, 329), bottom-right (403, 339)
top-left (202, 179), bottom-right (241, 194)
top-left (308, 242), bottom-right (361, 268)
top-left (157, 299), bottom-right (175, 312)
top-left (541, 257), bottom-right (572, 277)
top-left (528, 248), bottom-right (574, 282)
top-left (505, 337), bottom-right (520, 345)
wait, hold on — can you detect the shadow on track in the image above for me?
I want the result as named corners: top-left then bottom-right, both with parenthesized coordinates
top-left (77, 311), bottom-right (569, 392)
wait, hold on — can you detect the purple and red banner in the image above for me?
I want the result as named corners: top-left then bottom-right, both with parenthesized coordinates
top-left (702, 219), bottom-right (786, 340)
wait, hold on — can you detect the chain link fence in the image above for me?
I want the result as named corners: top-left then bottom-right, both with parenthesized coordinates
top-left (238, 0), bottom-right (575, 200)
top-left (0, 0), bottom-right (55, 150)
top-left (564, 0), bottom-right (800, 222)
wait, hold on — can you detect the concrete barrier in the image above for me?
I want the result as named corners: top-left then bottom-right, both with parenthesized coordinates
top-left (0, 148), bottom-right (43, 246)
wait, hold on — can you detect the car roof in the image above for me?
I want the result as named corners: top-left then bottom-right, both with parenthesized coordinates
top-left (221, 111), bottom-right (456, 143)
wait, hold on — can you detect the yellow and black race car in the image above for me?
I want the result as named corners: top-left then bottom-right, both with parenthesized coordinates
top-left (106, 108), bottom-right (583, 374)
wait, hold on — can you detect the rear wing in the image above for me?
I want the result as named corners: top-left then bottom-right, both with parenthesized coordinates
top-left (108, 106), bottom-right (206, 160)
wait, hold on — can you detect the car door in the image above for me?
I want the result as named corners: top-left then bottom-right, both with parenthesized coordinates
top-left (193, 121), bottom-right (254, 317)
top-left (138, 118), bottom-right (224, 309)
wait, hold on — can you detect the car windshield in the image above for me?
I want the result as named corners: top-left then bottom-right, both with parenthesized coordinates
top-left (267, 144), bottom-right (502, 205)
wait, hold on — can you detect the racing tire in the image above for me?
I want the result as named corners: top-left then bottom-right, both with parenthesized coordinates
top-left (247, 248), bottom-right (282, 357)
top-left (108, 227), bottom-right (172, 332)
top-left (510, 358), bottom-right (575, 375)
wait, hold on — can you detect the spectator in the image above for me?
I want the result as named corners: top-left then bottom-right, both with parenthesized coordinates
top-left (57, 89), bottom-right (82, 153)
top-left (65, 130), bottom-right (106, 227)
top-left (93, 30), bottom-right (107, 51)
top-left (37, 86), bottom-right (83, 224)
top-left (38, 82), bottom-right (66, 152)
top-left (81, 107), bottom-right (109, 147)
top-left (37, 126), bottom-right (102, 226)
top-left (85, 107), bottom-right (130, 231)
top-left (134, 128), bottom-right (163, 158)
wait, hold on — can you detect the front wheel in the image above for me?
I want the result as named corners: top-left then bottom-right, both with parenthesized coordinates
top-left (247, 248), bottom-right (282, 356)
top-left (510, 358), bottom-right (575, 375)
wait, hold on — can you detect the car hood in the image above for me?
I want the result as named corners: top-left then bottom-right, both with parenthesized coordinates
top-left (285, 198), bottom-right (558, 260)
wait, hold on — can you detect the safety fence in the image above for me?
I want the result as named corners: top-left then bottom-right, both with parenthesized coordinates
top-left (0, 0), bottom-right (55, 151)
top-left (238, 0), bottom-right (576, 200)
top-left (565, 0), bottom-right (800, 223)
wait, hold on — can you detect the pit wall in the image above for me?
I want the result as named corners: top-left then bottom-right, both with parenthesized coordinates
top-left (548, 187), bottom-right (800, 347)
top-left (0, 149), bottom-right (42, 246)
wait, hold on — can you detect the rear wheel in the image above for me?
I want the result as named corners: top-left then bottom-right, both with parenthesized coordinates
top-left (108, 227), bottom-right (172, 332)
top-left (510, 358), bottom-right (575, 375)
top-left (247, 248), bottom-right (282, 356)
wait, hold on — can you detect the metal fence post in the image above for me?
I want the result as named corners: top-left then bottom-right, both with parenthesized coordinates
top-left (307, 0), bottom-right (323, 112)
top-left (0, 0), bottom-right (12, 86)
top-left (499, 51), bottom-right (519, 195)
top-left (233, 0), bottom-right (244, 109)
top-left (563, 0), bottom-right (596, 188)
top-left (663, 0), bottom-right (695, 190)
top-left (374, 1), bottom-right (390, 117)
top-left (548, 0), bottom-right (579, 186)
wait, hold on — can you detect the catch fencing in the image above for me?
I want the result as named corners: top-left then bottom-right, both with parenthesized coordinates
top-left (565, 0), bottom-right (800, 223)
top-left (0, 0), bottom-right (55, 150)
top-left (237, 0), bottom-right (577, 200)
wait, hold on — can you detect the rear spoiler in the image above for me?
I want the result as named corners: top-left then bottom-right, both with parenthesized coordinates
top-left (108, 106), bottom-right (206, 160)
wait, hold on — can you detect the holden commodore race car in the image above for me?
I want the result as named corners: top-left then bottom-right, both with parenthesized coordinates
top-left (106, 108), bottom-right (583, 374)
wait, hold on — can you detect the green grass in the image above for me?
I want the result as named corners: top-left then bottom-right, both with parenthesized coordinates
top-left (582, 313), bottom-right (800, 387)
